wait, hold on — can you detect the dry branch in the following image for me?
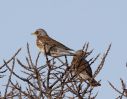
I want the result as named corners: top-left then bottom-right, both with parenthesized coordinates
top-left (0, 43), bottom-right (111, 99)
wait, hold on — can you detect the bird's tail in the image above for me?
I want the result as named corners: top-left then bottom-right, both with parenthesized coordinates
top-left (88, 79), bottom-right (101, 87)
top-left (68, 52), bottom-right (75, 56)
top-left (62, 50), bottom-right (75, 56)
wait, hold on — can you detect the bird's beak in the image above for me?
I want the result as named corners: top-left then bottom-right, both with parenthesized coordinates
top-left (31, 32), bottom-right (35, 35)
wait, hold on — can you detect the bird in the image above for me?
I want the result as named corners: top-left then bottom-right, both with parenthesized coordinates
top-left (32, 28), bottom-right (74, 57)
top-left (70, 50), bottom-right (101, 87)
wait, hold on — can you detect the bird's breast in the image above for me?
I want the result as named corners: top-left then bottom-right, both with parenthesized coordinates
top-left (36, 40), bottom-right (45, 53)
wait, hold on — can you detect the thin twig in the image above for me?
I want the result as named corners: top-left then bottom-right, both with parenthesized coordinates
top-left (4, 58), bottom-right (15, 98)
top-left (93, 44), bottom-right (111, 78)
top-left (0, 48), bottom-right (21, 69)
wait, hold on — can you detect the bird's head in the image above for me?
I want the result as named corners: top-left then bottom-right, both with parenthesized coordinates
top-left (32, 28), bottom-right (48, 36)
top-left (71, 50), bottom-right (88, 66)
top-left (75, 50), bottom-right (88, 57)
top-left (72, 50), bottom-right (90, 61)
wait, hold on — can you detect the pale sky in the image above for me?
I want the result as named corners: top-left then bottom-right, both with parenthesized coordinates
top-left (0, 0), bottom-right (127, 98)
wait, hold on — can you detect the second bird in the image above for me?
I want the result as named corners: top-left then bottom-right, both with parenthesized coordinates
top-left (32, 28), bottom-right (74, 57)
top-left (70, 50), bottom-right (101, 87)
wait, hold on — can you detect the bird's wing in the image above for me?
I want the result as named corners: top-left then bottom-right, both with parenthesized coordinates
top-left (78, 59), bottom-right (93, 78)
top-left (41, 36), bottom-right (73, 51)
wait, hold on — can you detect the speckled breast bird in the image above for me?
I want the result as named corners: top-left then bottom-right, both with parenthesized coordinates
top-left (32, 28), bottom-right (74, 57)
top-left (71, 50), bottom-right (101, 87)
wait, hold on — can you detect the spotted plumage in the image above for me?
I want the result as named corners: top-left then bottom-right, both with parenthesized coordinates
top-left (32, 28), bottom-right (74, 57)
top-left (71, 50), bottom-right (101, 87)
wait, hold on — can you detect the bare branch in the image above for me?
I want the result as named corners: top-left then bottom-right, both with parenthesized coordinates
top-left (0, 48), bottom-right (21, 68)
top-left (93, 43), bottom-right (111, 78)
top-left (4, 58), bottom-right (15, 98)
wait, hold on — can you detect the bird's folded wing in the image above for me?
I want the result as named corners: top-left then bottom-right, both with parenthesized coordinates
top-left (77, 60), bottom-right (93, 78)
top-left (40, 36), bottom-right (74, 51)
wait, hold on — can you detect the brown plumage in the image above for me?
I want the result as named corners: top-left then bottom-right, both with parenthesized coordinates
top-left (71, 50), bottom-right (101, 87)
top-left (32, 28), bottom-right (74, 57)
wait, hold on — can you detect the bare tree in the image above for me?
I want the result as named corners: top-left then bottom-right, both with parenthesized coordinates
top-left (0, 43), bottom-right (111, 99)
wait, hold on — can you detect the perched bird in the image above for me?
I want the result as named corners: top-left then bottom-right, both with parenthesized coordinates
top-left (32, 28), bottom-right (74, 57)
top-left (70, 50), bottom-right (101, 87)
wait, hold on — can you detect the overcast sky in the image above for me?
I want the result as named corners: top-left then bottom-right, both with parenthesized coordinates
top-left (0, 0), bottom-right (127, 98)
